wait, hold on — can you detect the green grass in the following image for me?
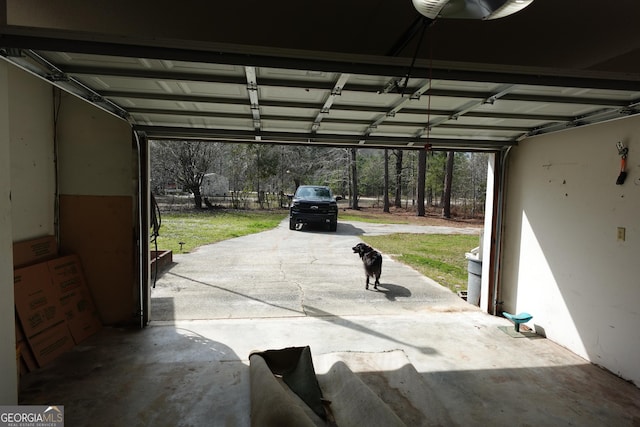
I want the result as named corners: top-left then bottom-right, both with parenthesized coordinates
top-left (155, 210), bottom-right (287, 253)
top-left (360, 233), bottom-right (479, 293)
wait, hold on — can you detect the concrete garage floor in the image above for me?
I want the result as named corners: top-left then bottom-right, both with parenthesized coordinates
top-left (18, 220), bottom-right (640, 426)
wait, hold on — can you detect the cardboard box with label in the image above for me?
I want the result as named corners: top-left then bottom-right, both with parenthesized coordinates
top-left (15, 316), bottom-right (38, 374)
top-left (14, 262), bottom-right (66, 338)
top-left (27, 321), bottom-right (75, 367)
top-left (13, 235), bottom-right (58, 269)
top-left (48, 255), bottom-right (102, 344)
top-left (14, 243), bottom-right (103, 368)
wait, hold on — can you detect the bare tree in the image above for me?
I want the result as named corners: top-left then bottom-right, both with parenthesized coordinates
top-left (425, 151), bottom-right (446, 207)
top-left (383, 149), bottom-right (390, 212)
top-left (153, 140), bottom-right (217, 209)
top-left (279, 146), bottom-right (324, 191)
top-left (244, 144), bottom-right (279, 207)
top-left (469, 153), bottom-right (488, 216)
top-left (180, 142), bottom-right (216, 208)
top-left (393, 149), bottom-right (403, 208)
top-left (442, 151), bottom-right (455, 218)
top-left (417, 148), bottom-right (426, 216)
top-left (149, 141), bottom-right (176, 194)
top-left (350, 148), bottom-right (359, 209)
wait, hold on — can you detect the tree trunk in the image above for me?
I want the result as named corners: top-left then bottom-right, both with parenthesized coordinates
top-left (443, 151), bottom-right (454, 218)
top-left (383, 149), bottom-right (390, 212)
top-left (351, 148), bottom-right (359, 209)
top-left (394, 149), bottom-right (403, 208)
top-left (192, 187), bottom-right (203, 209)
top-left (417, 148), bottom-right (426, 216)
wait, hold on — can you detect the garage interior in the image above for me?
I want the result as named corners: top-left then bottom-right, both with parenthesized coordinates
top-left (2, 0), bottom-right (640, 424)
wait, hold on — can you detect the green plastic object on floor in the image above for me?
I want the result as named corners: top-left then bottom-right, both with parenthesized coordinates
top-left (503, 312), bottom-right (533, 332)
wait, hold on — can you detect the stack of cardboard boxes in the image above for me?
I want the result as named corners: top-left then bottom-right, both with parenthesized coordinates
top-left (14, 236), bottom-right (102, 375)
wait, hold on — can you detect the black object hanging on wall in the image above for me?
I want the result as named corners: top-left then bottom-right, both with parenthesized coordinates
top-left (616, 141), bottom-right (628, 185)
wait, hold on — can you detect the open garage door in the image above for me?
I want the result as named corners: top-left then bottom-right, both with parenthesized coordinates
top-left (3, 26), bottom-right (640, 326)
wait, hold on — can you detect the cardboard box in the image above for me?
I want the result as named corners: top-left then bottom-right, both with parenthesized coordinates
top-left (15, 314), bottom-right (25, 342)
top-left (20, 342), bottom-right (38, 374)
top-left (47, 255), bottom-right (102, 344)
top-left (26, 321), bottom-right (74, 368)
top-left (14, 262), bottom-right (65, 337)
top-left (13, 236), bottom-right (58, 268)
top-left (16, 344), bottom-right (20, 388)
top-left (15, 317), bottom-right (37, 374)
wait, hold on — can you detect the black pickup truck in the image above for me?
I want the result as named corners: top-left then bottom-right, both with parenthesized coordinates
top-left (289, 185), bottom-right (341, 232)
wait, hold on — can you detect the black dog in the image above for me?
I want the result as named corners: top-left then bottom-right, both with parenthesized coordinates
top-left (352, 243), bottom-right (382, 290)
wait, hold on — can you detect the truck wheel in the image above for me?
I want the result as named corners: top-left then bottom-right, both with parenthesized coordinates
top-left (289, 218), bottom-right (296, 230)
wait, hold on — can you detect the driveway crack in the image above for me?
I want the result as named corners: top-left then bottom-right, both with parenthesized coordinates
top-left (295, 280), bottom-right (307, 316)
top-left (280, 259), bottom-right (307, 315)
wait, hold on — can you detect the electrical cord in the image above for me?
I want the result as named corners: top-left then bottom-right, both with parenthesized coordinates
top-left (150, 192), bottom-right (162, 288)
top-left (53, 87), bottom-right (62, 246)
top-left (401, 17), bottom-right (433, 97)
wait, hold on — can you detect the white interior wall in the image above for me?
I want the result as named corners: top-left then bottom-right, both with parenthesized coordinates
top-left (56, 93), bottom-right (132, 196)
top-left (9, 67), bottom-right (55, 241)
top-left (501, 115), bottom-right (640, 386)
top-left (0, 60), bottom-right (18, 404)
top-left (0, 62), bottom-right (55, 403)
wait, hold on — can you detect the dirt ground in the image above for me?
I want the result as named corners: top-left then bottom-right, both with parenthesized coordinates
top-left (341, 206), bottom-right (485, 228)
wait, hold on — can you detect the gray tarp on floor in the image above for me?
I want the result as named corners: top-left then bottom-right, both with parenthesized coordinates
top-left (250, 346), bottom-right (452, 427)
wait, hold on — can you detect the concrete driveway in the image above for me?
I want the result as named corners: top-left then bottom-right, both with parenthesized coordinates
top-left (151, 219), bottom-right (482, 321)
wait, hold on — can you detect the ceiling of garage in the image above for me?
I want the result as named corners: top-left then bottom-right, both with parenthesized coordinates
top-left (2, 0), bottom-right (640, 151)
